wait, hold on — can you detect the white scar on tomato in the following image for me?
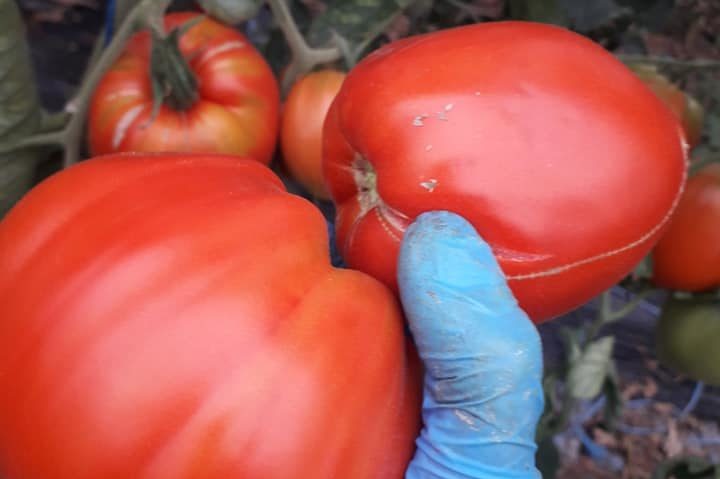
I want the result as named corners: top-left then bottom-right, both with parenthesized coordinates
top-left (506, 125), bottom-right (690, 281)
top-left (196, 41), bottom-right (247, 67)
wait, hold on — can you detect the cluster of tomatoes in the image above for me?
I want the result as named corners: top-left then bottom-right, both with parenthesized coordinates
top-left (0, 10), bottom-right (716, 478)
top-left (638, 66), bottom-right (720, 387)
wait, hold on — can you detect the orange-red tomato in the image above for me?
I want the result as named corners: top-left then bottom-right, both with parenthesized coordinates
top-left (0, 153), bottom-right (420, 478)
top-left (280, 70), bottom-right (345, 198)
top-left (652, 164), bottom-right (720, 292)
top-left (88, 13), bottom-right (280, 164)
top-left (323, 21), bottom-right (687, 323)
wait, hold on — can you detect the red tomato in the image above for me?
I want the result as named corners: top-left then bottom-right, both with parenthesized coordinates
top-left (323, 21), bottom-right (687, 323)
top-left (281, 70), bottom-right (345, 199)
top-left (88, 13), bottom-right (280, 164)
top-left (0, 154), bottom-right (420, 478)
top-left (652, 164), bottom-right (720, 291)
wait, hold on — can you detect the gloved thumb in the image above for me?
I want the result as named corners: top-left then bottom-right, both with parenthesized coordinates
top-left (398, 211), bottom-right (543, 479)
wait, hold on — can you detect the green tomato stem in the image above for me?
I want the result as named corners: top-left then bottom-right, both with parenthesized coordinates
top-left (149, 22), bottom-right (199, 114)
top-left (62, 0), bottom-right (173, 167)
top-left (265, 0), bottom-right (341, 95)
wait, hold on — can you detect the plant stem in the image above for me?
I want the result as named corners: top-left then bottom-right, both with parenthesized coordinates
top-left (265, 0), bottom-right (341, 94)
top-left (678, 381), bottom-right (705, 419)
top-left (618, 54), bottom-right (720, 70)
top-left (62, 0), bottom-right (173, 167)
top-left (689, 154), bottom-right (720, 176)
top-left (587, 288), bottom-right (655, 341)
top-left (0, 130), bottom-right (66, 157)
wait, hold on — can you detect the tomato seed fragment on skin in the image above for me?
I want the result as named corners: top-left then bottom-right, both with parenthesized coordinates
top-left (420, 179), bottom-right (438, 192)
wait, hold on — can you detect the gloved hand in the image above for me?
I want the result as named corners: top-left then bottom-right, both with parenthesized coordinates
top-left (399, 211), bottom-right (544, 479)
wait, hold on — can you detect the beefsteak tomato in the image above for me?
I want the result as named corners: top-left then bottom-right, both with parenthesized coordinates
top-left (0, 153), bottom-right (420, 478)
top-left (88, 13), bottom-right (280, 164)
top-left (652, 164), bottom-right (720, 292)
top-left (323, 21), bottom-right (687, 323)
top-left (281, 70), bottom-right (345, 199)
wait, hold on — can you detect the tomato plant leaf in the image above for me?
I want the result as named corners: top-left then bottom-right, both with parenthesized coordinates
top-left (652, 456), bottom-right (720, 479)
top-left (306, 0), bottom-right (414, 60)
top-left (568, 336), bottom-right (615, 399)
top-left (560, 326), bottom-right (582, 367)
top-left (535, 435), bottom-right (560, 479)
top-left (602, 364), bottom-right (623, 430)
top-left (0, 0), bottom-right (44, 216)
top-left (507, 0), bottom-right (568, 26)
top-left (557, 0), bottom-right (630, 33)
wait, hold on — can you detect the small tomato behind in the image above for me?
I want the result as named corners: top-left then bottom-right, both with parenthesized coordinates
top-left (281, 70), bottom-right (345, 199)
top-left (652, 164), bottom-right (720, 292)
top-left (656, 297), bottom-right (720, 385)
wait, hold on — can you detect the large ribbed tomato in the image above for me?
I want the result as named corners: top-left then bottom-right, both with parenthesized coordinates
top-left (652, 164), bottom-right (720, 292)
top-left (0, 154), bottom-right (420, 479)
top-left (88, 13), bottom-right (279, 164)
top-left (323, 21), bottom-right (687, 323)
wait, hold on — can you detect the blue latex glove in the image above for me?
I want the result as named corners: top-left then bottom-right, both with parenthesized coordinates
top-left (399, 211), bottom-right (544, 479)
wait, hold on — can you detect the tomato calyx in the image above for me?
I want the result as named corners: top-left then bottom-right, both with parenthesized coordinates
top-left (351, 154), bottom-right (409, 238)
top-left (149, 18), bottom-right (201, 115)
top-left (352, 155), bottom-right (380, 214)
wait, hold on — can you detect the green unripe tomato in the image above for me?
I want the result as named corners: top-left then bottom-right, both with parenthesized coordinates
top-left (656, 297), bottom-right (720, 385)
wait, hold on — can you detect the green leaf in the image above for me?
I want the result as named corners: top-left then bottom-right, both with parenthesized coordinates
top-left (567, 336), bottom-right (615, 399)
top-left (560, 326), bottom-right (582, 366)
top-left (307, 0), bottom-right (414, 61)
top-left (602, 364), bottom-right (623, 430)
top-left (557, 0), bottom-right (630, 33)
top-left (0, 0), bottom-right (44, 217)
top-left (507, 0), bottom-right (568, 26)
top-left (536, 435), bottom-right (560, 479)
top-left (652, 456), bottom-right (720, 479)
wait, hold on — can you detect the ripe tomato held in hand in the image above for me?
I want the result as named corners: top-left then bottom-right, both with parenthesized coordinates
top-left (652, 164), bottom-right (720, 292)
top-left (0, 153), bottom-right (420, 479)
top-left (88, 13), bottom-right (280, 164)
top-left (323, 21), bottom-right (687, 323)
top-left (280, 70), bottom-right (345, 199)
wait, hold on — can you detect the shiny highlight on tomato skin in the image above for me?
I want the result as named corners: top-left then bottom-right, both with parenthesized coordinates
top-left (88, 13), bottom-right (280, 164)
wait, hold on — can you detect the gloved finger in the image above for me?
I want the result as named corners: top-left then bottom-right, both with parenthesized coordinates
top-left (399, 211), bottom-right (543, 479)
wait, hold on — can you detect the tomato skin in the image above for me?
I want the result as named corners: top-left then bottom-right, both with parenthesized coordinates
top-left (0, 154), bottom-right (420, 478)
top-left (88, 13), bottom-right (280, 164)
top-left (323, 21), bottom-right (687, 323)
top-left (281, 70), bottom-right (345, 199)
top-left (652, 164), bottom-right (720, 292)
